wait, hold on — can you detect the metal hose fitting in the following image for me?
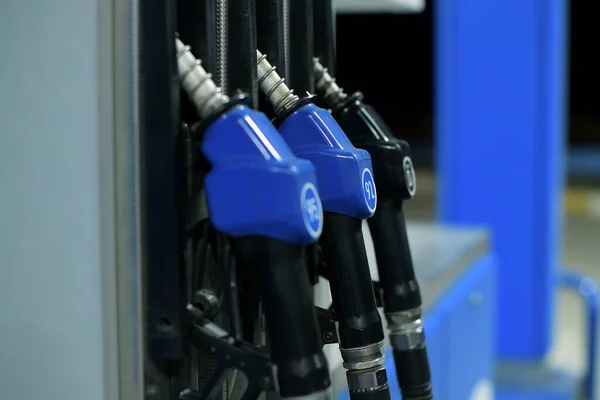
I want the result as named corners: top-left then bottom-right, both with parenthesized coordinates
top-left (340, 341), bottom-right (386, 371)
top-left (386, 309), bottom-right (425, 351)
top-left (346, 365), bottom-right (389, 394)
top-left (175, 38), bottom-right (230, 120)
top-left (313, 58), bottom-right (348, 108)
top-left (256, 50), bottom-right (300, 115)
top-left (341, 342), bottom-right (390, 397)
top-left (387, 309), bottom-right (432, 400)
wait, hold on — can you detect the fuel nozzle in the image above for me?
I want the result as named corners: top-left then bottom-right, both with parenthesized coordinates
top-left (257, 51), bottom-right (392, 400)
top-left (313, 58), bottom-right (433, 400)
top-left (177, 38), bottom-right (331, 400)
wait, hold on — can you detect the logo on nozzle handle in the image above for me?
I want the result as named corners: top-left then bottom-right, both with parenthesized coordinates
top-left (362, 168), bottom-right (378, 213)
top-left (403, 157), bottom-right (417, 198)
top-left (301, 183), bottom-right (323, 239)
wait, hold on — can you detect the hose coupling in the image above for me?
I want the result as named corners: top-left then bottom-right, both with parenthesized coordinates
top-left (340, 341), bottom-right (386, 371)
top-left (386, 309), bottom-right (425, 351)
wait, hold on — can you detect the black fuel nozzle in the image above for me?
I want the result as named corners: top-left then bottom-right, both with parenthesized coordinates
top-left (313, 61), bottom-right (433, 399)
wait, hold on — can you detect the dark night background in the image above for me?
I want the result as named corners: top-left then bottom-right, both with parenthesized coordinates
top-left (336, 2), bottom-right (599, 159)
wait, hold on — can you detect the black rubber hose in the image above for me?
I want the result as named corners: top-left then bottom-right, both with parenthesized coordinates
top-left (287, 0), bottom-right (315, 94)
top-left (177, 0), bottom-right (216, 76)
top-left (312, 0), bottom-right (336, 73)
top-left (349, 388), bottom-right (392, 400)
top-left (255, 0), bottom-right (288, 118)
top-left (393, 346), bottom-right (433, 400)
top-left (177, 0), bottom-right (216, 125)
top-left (226, 0), bottom-right (259, 108)
top-left (256, 0), bottom-right (287, 74)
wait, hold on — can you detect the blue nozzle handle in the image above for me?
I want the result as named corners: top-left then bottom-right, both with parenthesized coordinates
top-left (278, 103), bottom-right (377, 219)
top-left (202, 105), bottom-right (324, 244)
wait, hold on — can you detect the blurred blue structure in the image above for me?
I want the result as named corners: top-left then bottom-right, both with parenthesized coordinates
top-left (435, 0), bottom-right (567, 359)
top-left (494, 269), bottom-right (598, 400)
top-left (432, 0), bottom-right (593, 398)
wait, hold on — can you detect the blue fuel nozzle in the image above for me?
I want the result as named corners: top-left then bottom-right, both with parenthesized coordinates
top-left (177, 38), bottom-right (332, 400)
top-left (202, 104), bottom-right (324, 243)
top-left (256, 51), bottom-right (377, 220)
top-left (176, 38), bottom-right (323, 243)
top-left (257, 50), bottom-right (390, 400)
top-left (278, 101), bottom-right (377, 219)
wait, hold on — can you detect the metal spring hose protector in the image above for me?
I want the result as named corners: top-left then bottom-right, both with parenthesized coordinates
top-left (256, 50), bottom-right (299, 116)
top-left (176, 37), bottom-right (230, 120)
top-left (313, 58), bottom-right (348, 108)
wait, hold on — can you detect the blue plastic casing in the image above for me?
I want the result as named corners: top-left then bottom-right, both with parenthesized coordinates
top-left (202, 105), bottom-right (324, 243)
top-left (278, 103), bottom-right (377, 219)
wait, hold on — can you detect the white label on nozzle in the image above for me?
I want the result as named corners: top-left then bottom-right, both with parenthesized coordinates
top-left (301, 183), bottom-right (323, 239)
top-left (403, 156), bottom-right (417, 197)
top-left (362, 168), bottom-right (377, 213)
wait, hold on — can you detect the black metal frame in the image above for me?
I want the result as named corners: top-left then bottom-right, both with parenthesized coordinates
top-left (140, 0), bottom-right (186, 398)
